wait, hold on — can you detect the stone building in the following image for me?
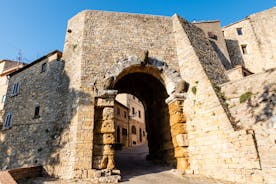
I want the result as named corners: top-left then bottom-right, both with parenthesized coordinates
top-left (0, 7), bottom-right (275, 184)
top-left (114, 101), bottom-right (129, 147)
top-left (115, 94), bottom-right (147, 147)
top-left (0, 60), bottom-right (24, 121)
top-left (223, 7), bottom-right (276, 73)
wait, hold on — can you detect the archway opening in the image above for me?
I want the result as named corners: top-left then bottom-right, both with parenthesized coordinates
top-left (113, 72), bottom-right (176, 177)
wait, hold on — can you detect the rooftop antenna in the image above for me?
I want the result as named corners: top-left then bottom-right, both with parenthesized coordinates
top-left (17, 49), bottom-right (22, 63)
top-left (16, 49), bottom-right (23, 69)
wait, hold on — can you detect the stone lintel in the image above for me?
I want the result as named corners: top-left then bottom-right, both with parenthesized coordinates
top-left (96, 90), bottom-right (118, 107)
top-left (165, 93), bottom-right (186, 104)
top-left (97, 90), bottom-right (118, 99)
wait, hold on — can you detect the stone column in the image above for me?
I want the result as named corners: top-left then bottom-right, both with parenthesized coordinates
top-left (166, 93), bottom-right (189, 173)
top-left (93, 90), bottom-right (117, 170)
top-left (92, 90), bottom-right (121, 183)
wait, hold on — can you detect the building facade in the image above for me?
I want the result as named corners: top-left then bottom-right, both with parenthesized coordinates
top-left (0, 7), bottom-right (275, 184)
top-left (223, 7), bottom-right (276, 73)
top-left (0, 60), bottom-right (24, 121)
top-left (115, 94), bottom-right (146, 147)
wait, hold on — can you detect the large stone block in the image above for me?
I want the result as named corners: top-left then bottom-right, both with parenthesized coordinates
top-left (94, 133), bottom-right (115, 144)
top-left (177, 157), bottom-right (189, 172)
top-left (94, 144), bottom-right (115, 156)
top-left (92, 155), bottom-right (115, 170)
top-left (176, 134), bottom-right (189, 147)
top-left (94, 120), bottom-right (115, 133)
top-left (170, 122), bottom-right (187, 136)
top-left (170, 113), bottom-right (186, 125)
top-left (102, 107), bottom-right (114, 120)
top-left (174, 146), bottom-right (189, 158)
top-left (168, 101), bottom-right (184, 114)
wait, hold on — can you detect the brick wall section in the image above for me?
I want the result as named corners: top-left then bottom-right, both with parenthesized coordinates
top-left (221, 69), bottom-right (276, 184)
top-left (173, 14), bottom-right (264, 183)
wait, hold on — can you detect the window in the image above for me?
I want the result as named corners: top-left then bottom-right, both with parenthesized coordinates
top-left (131, 125), bottom-right (136, 135)
top-left (34, 106), bottom-right (40, 119)
top-left (237, 28), bottom-right (243, 35)
top-left (138, 110), bottom-right (141, 118)
top-left (11, 83), bottom-right (19, 96)
top-left (139, 128), bottom-right (142, 142)
top-left (122, 128), bottom-right (127, 136)
top-left (241, 44), bottom-right (248, 54)
top-left (41, 63), bottom-right (47, 73)
top-left (1, 95), bottom-right (6, 103)
top-left (207, 32), bottom-right (217, 40)
top-left (117, 107), bottom-right (120, 116)
top-left (3, 112), bottom-right (12, 129)
top-left (132, 107), bottom-right (135, 115)
top-left (124, 111), bottom-right (127, 118)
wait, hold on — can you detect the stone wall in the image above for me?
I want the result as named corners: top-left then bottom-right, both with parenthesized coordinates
top-left (194, 21), bottom-right (232, 70)
top-left (249, 7), bottom-right (276, 71)
top-left (221, 69), bottom-right (276, 184)
top-left (0, 9), bottom-right (274, 184)
top-left (173, 14), bottom-right (265, 183)
top-left (63, 10), bottom-right (182, 179)
top-left (0, 52), bottom-right (72, 177)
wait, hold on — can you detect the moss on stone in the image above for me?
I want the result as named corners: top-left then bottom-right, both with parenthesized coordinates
top-left (239, 92), bottom-right (253, 103)
top-left (191, 86), bottom-right (197, 95)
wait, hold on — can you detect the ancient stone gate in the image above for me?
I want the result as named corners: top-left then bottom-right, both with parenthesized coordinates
top-left (92, 56), bottom-right (189, 176)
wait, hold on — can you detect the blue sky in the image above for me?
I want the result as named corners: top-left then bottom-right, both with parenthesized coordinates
top-left (0, 0), bottom-right (275, 63)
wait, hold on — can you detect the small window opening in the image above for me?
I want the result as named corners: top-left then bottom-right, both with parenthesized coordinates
top-left (132, 107), bottom-right (135, 115)
top-left (41, 63), bottom-right (47, 73)
top-left (3, 113), bottom-right (12, 129)
top-left (237, 28), bottom-right (243, 35)
top-left (34, 106), bottom-right (40, 119)
top-left (124, 111), bottom-right (127, 118)
top-left (122, 128), bottom-right (127, 136)
top-left (208, 32), bottom-right (217, 40)
top-left (11, 83), bottom-right (19, 96)
top-left (138, 110), bottom-right (141, 118)
top-left (2, 95), bottom-right (6, 103)
top-left (241, 44), bottom-right (248, 54)
top-left (117, 107), bottom-right (120, 115)
top-left (131, 125), bottom-right (136, 135)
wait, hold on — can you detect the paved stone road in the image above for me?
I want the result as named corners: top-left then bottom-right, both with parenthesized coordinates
top-left (20, 144), bottom-right (235, 184)
top-left (116, 144), bottom-right (234, 184)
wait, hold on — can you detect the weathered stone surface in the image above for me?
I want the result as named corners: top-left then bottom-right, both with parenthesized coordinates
top-left (176, 134), bottom-right (189, 147)
top-left (94, 145), bottom-right (115, 156)
top-left (171, 123), bottom-right (187, 136)
top-left (94, 120), bottom-right (115, 134)
top-left (177, 157), bottom-right (189, 172)
top-left (0, 8), bottom-right (275, 184)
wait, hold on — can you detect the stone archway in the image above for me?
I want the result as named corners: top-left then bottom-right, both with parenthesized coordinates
top-left (93, 55), bottom-right (189, 179)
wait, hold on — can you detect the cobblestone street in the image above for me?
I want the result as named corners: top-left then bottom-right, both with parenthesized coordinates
top-left (21, 144), bottom-right (235, 184)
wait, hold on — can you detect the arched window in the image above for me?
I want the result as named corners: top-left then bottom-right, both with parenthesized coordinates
top-left (131, 125), bottom-right (136, 135)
